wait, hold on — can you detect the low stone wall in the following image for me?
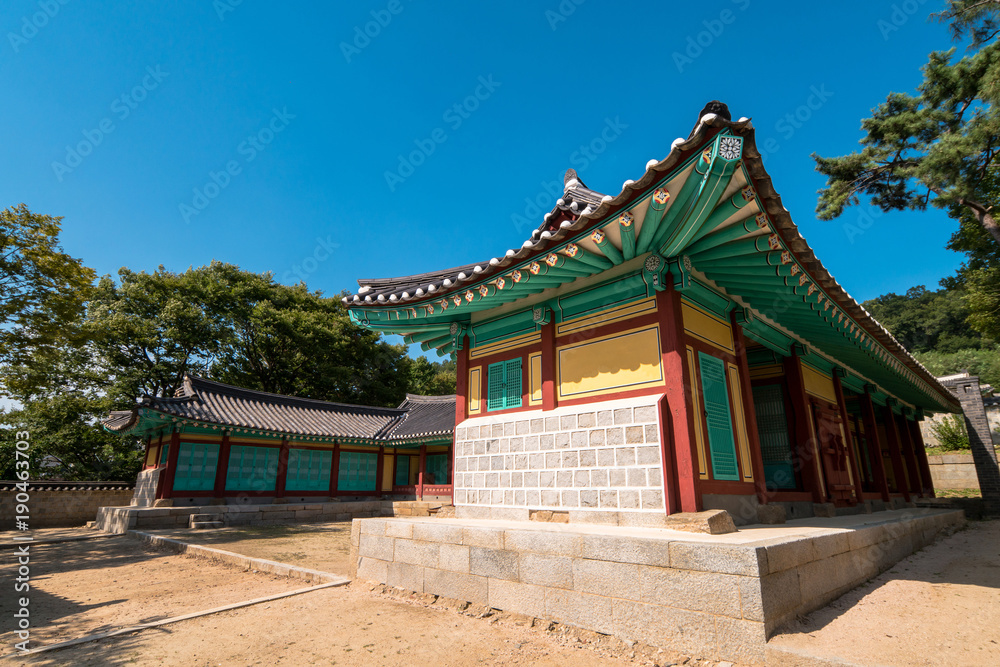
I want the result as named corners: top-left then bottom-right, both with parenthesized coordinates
top-left (348, 509), bottom-right (962, 664)
top-left (927, 453), bottom-right (981, 490)
top-left (0, 483), bottom-right (134, 529)
top-left (95, 500), bottom-right (442, 534)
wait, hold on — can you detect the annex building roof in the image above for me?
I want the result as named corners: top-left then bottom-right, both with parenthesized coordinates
top-left (103, 374), bottom-right (455, 445)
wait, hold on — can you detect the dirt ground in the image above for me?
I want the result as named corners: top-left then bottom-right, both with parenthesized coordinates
top-left (0, 536), bottom-right (302, 653)
top-left (147, 522), bottom-right (354, 576)
top-left (769, 519), bottom-right (1000, 666)
top-left (4, 520), bottom-right (998, 666)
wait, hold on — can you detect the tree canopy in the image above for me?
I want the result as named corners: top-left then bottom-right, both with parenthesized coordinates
top-left (0, 204), bottom-right (95, 371)
top-left (813, 3), bottom-right (1000, 248)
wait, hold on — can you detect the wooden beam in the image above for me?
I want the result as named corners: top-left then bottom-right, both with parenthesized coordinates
top-left (732, 316), bottom-right (769, 506)
top-left (861, 388), bottom-right (892, 502)
top-left (882, 403), bottom-right (911, 502)
top-left (783, 356), bottom-right (826, 503)
top-left (656, 282), bottom-right (700, 513)
top-left (832, 371), bottom-right (864, 506)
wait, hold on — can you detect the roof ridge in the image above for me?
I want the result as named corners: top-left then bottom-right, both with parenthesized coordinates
top-left (184, 374), bottom-right (405, 415)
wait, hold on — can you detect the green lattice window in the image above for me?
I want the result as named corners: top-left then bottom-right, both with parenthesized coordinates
top-left (159, 444), bottom-right (169, 465)
top-left (751, 383), bottom-right (797, 490)
top-left (337, 451), bottom-right (378, 492)
top-left (698, 352), bottom-right (740, 481)
top-left (487, 358), bottom-right (522, 411)
top-left (172, 442), bottom-right (219, 491)
top-left (225, 445), bottom-right (279, 492)
top-left (425, 454), bottom-right (449, 485)
top-left (285, 448), bottom-right (333, 492)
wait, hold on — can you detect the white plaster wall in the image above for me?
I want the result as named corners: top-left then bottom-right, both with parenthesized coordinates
top-left (453, 394), bottom-right (666, 513)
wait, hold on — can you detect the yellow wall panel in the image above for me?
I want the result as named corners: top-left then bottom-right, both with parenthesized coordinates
top-left (557, 325), bottom-right (664, 400)
top-left (687, 346), bottom-right (709, 479)
top-left (468, 366), bottom-right (482, 415)
top-left (727, 363), bottom-right (754, 482)
top-left (802, 364), bottom-right (837, 404)
top-left (529, 352), bottom-right (543, 405)
top-left (682, 302), bottom-right (734, 353)
top-left (470, 331), bottom-right (541, 359)
top-left (382, 454), bottom-right (394, 492)
top-left (556, 297), bottom-right (657, 336)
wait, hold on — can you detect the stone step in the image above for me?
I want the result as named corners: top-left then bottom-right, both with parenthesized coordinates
top-left (189, 514), bottom-right (222, 522)
top-left (190, 521), bottom-right (224, 530)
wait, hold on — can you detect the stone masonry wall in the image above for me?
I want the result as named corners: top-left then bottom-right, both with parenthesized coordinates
top-left (927, 454), bottom-right (981, 490)
top-left (453, 395), bottom-right (665, 521)
top-left (348, 509), bottom-right (963, 664)
top-left (1, 487), bottom-right (134, 529)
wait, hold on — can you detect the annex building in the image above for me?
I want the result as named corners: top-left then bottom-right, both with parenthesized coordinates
top-left (345, 101), bottom-right (961, 526)
top-left (103, 374), bottom-right (456, 505)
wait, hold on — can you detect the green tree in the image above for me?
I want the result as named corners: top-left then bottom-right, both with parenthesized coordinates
top-left (862, 285), bottom-right (988, 353)
top-left (405, 355), bottom-right (457, 396)
top-left (915, 347), bottom-right (1000, 389)
top-left (0, 204), bottom-right (95, 375)
top-left (930, 414), bottom-right (970, 452)
top-left (938, 1), bottom-right (1000, 47)
top-left (812, 28), bottom-right (1000, 247)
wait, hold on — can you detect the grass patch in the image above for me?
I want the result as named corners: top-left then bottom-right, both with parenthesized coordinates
top-left (934, 488), bottom-right (982, 499)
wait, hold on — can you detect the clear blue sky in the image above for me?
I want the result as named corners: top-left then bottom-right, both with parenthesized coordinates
top-left (2, 0), bottom-right (965, 346)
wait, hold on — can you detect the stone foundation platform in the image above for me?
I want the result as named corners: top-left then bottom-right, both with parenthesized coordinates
top-left (96, 500), bottom-right (444, 534)
top-left (348, 508), bottom-right (964, 664)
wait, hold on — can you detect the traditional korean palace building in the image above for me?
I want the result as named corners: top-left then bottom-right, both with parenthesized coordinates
top-left (344, 102), bottom-right (961, 524)
top-left (103, 374), bottom-right (456, 504)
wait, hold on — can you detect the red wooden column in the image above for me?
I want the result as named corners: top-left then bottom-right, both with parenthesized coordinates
top-left (897, 414), bottom-right (924, 496)
top-left (861, 387), bottom-right (891, 502)
top-left (882, 402), bottom-right (911, 502)
top-left (329, 442), bottom-right (340, 497)
top-left (142, 436), bottom-right (152, 468)
top-left (417, 444), bottom-right (427, 501)
top-left (832, 370), bottom-right (865, 505)
top-left (213, 431), bottom-right (232, 499)
top-left (158, 430), bottom-right (182, 500)
top-left (275, 437), bottom-right (290, 499)
top-left (453, 336), bottom-right (468, 502)
top-left (731, 315), bottom-right (768, 505)
top-left (376, 445), bottom-right (385, 497)
top-left (655, 283), bottom-right (699, 513)
top-left (455, 337), bottom-right (469, 425)
top-left (910, 420), bottom-right (935, 497)
top-left (541, 320), bottom-right (557, 411)
top-left (782, 355), bottom-right (825, 503)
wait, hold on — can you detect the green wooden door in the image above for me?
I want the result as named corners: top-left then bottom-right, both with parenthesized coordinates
top-left (698, 352), bottom-right (740, 481)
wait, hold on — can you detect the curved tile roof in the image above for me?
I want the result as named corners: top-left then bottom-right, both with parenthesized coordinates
top-left (102, 374), bottom-right (455, 443)
top-left (345, 101), bottom-right (959, 413)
